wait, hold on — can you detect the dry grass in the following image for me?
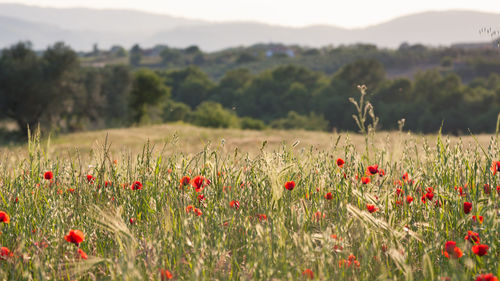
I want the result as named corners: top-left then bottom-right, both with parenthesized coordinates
top-left (0, 123), bottom-right (496, 162)
top-left (0, 122), bottom-right (498, 280)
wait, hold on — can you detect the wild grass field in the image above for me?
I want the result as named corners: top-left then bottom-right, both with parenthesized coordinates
top-left (0, 123), bottom-right (498, 280)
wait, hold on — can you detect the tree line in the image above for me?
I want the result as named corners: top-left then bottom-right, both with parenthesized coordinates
top-left (1, 41), bottom-right (500, 138)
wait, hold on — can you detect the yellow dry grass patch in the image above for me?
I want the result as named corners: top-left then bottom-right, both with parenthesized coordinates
top-left (0, 122), bottom-right (496, 162)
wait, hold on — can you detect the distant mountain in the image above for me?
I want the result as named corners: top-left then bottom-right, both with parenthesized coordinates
top-left (146, 23), bottom-right (349, 51)
top-left (0, 4), bottom-right (498, 51)
top-left (0, 3), bottom-right (204, 33)
top-left (149, 11), bottom-right (500, 50)
top-left (0, 15), bottom-right (151, 49)
top-left (356, 11), bottom-right (500, 47)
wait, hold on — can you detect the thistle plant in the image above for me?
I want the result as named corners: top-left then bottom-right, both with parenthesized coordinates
top-left (349, 85), bottom-right (379, 135)
top-left (349, 85), bottom-right (379, 158)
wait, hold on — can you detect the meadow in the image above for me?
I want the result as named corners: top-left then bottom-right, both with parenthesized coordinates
top-left (0, 124), bottom-right (498, 280)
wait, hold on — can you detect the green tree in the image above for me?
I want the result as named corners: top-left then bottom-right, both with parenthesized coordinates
top-left (184, 45), bottom-right (201, 55)
top-left (240, 117), bottom-right (267, 130)
top-left (160, 48), bottom-right (182, 66)
top-left (334, 58), bottom-right (386, 91)
top-left (0, 41), bottom-right (79, 135)
top-left (101, 65), bottom-right (132, 126)
top-left (110, 45), bottom-right (127, 58)
top-left (236, 52), bottom-right (257, 64)
top-left (163, 66), bottom-right (214, 108)
top-left (190, 101), bottom-right (239, 128)
top-left (163, 100), bottom-right (191, 122)
top-left (69, 67), bottom-right (106, 131)
top-left (210, 68), bottom-right (252, 108)
top-left (239, 65), bottom-right (321, 120)
top-left (129, 44), bottom-right (142, 67)
top-left (129, 69), bottom-right (170, 123)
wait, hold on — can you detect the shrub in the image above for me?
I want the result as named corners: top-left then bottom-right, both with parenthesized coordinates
top-left (163, 101), bottom-right (192, 122)
top-left (190, 101), bottom-right (239, 128)
top-left (270, 111), bottom-right (328, 131)
top-left (240, 117), bottom-right (267, 130)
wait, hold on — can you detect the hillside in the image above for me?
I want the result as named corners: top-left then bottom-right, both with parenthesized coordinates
top-left (0, 4), bottom-right (498, 50)
top-left (0, 123), bottom-right (494, 159)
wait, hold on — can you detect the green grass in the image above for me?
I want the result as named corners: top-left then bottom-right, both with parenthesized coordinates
top-left (0, 124), bottom-right (498, 280)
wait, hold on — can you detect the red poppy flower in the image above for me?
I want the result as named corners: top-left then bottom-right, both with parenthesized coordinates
top-left (472, 244), bottom-right (489, 256)
top-left (0, 247), bottom-right (12, 257)
top-left (194, 208), bottom-right (203, 216)
top-left (367, 165), bottom-right (378, 175)
top-left (197, 194), bottom-right (205, 202)
top-left (472, 215), bottom-right (484, 224)
top-left (284, 181), bottom-right (295, 191)
top-left (497, 186), bottom-right (500, 194)
top-left (425, 192), bottom-right (434, 201)
top-left (0, 211), bottom-right (10, 224)
top-left (64, 229), bottom-right (85, 246)
top-left (44, 171), bottom-right (53, 180)
top-left (348, 254), bottom-right (356, 262)
top-left (105, 181), bottom-right (112, 187)
top-left (456, 186), bottom-right (466, 197)
top-left (313, 211), bottom-right (325, 221)
top-left (78, 248), bottom-right (88, 260)
top-left (463, 202), bottom-right (472, 214)
top-left (131, 181), bottom-right (142, 190)
top-left (366, 204), bottom-right (378, 213)
top-left (129, 218), bottom-right (135, 224)
top-left (186, 205), bottom-right (194, 213)
top-left (86, 174), bottom-right (95, 183)
top-left (325, 192), bottom-right (333, 200)
top-left (475, 273), bottom-right (498, 281)
top-left (361, 177), bottom-right (370, 184)
top-left (448, 247), bottom-right (464, 259)
top-left (339, 254), bottom-right (360, 268)
top-left (180, 176), bottom-right (190, 187)
top-left (483, 184), bottom-right (491, 194)
top-left (191, 176), bottom-right (208, 192)
top-left (160, 269), bottom-right (173, 280)
top-left (434, 200), bottom-right (442, 208)
top-left (336, 158), bottom-right (345, 167)
top-left (406, 196), bottom-right (414, 204)
top-left (444, 241), bottom-right (456, 253)
top-left (302, 269), bottom-right (314, 279)
top-left (465, 231), bottom-right (480, 244)
top-left (490, 161), bottom-right (500, 175)
top-left (402, 172), bottom-right (409, 182)
top-left (257, 214), bottom-right (267, 221)
top-left (396, 188), bottom-right (403, 196)
top-left (443, 241), bottom-right (463, 259)
top-left (378, 169), bottom-right (385, 177)
top-left (229, 200), bottom-right (240, 209)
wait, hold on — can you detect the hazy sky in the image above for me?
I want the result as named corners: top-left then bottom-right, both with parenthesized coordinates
top-left (1, 0), bottom-right (500, 28)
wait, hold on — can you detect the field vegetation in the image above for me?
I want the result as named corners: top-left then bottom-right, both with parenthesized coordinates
top-left (0, 39), bottom-right (499, 281)
top-left (3, 41), bottom-right (500, 140)
top-left (0, 121), bottom-right (498, 280)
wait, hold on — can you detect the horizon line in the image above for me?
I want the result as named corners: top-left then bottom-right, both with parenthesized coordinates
top-left (0, 2), bottom-right (499, 29)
